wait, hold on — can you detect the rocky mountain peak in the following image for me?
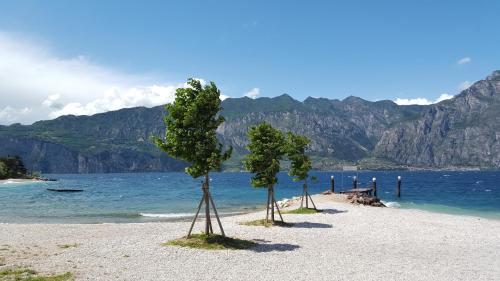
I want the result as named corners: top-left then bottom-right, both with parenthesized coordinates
top-left (487, 70), bottom-right (500, 80)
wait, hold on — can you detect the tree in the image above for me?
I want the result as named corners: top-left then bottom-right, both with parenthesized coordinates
top-left (152, 78), bottom-right (232, 237)
top-left (244, 123), bottom-right (286, 223)
top-left (0, 156), bottom-right (29, 179)
top-left (286, 132), bottom-right (317, 209)
top-left (12, 156), bottom-right (27, 178)
top-left (0, 161), bottom-right (7, 180)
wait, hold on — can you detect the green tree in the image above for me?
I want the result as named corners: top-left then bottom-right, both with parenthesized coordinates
top-left (244, 123), bottom-right (286, 223)
top-left (152, 78), bottom-right (232, 237)
top-left (12, 156), bottom-right (27, 178)
top-left (286, 132), bottom-right (317, 209)
top-left (0, 161), bottom-right (7, 180)
top-left (0, 156), bottom-right (29, 179)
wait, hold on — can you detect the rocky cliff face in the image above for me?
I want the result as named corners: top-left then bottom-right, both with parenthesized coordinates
top-left (0, 106), bottom-right (186, 173)
top-left (220, 95), bottom-right (424, 163)
top-left (1, 70), bottom-right (500, 172)
top-left (374, 71), bottom-right (500, 168)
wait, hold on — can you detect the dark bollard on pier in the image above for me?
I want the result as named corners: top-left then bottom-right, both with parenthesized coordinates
top-left (331, 175), bottom-right (335, 193)
top-left (396, 176), bottom-right (401, 197)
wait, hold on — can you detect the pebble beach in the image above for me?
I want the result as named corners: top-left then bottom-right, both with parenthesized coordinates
top-left (1, 194), bottom-right (499, 281)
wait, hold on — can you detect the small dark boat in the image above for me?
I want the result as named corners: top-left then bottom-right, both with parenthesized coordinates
top-left (47, 188), bottom-right (84, 192)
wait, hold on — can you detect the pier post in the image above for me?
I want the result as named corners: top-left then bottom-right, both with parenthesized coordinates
top-left (396, 176), bottom-right (401, 197)
top-left (372, 177), bottom-right (377, 197)
top-left (330, 175), bottom-right (335, 193)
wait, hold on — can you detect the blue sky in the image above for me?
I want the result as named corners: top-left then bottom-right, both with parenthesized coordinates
top-left (0, 0), bottom-right (499, 124)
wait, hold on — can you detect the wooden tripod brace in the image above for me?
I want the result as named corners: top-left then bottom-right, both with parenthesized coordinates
top-left (187, 178), bottom-right (225, 237)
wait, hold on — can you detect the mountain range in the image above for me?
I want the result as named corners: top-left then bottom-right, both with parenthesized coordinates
top-left (1, 70), bottom-right (499, 173)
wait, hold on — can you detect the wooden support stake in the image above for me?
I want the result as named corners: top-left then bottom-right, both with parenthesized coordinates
top-left (273, 197), bottom-right (284, 222)
top-left (187, 192), bottom-right (205, 237)
top-left (208, 190), bottom-right (225, 237)
top-left (307, 193), bottom-right (317, 210)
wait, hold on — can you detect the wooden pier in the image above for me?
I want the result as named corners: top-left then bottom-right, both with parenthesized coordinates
top-left (339, 188), bottom-right (373, 195)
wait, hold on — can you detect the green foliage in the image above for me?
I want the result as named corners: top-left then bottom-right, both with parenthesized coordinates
top-left (152, 79), bottom-right (232, 178)
top-left (244, 123), bottom-right (286, 187)
top-left (0, 162), bottom-right (7, 180)
top-left (0, 268), bottom-right (73, 281)
top-left (286, 132), bottom-right (312, 182)
top-left (162, 234), bottom-right (256, 250)
top-left (0, 156), bottom-right (29, 180)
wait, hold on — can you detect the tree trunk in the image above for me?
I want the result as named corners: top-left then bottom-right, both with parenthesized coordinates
top-left (305, 182), bottom-right (309, 209)
top-left (270, 185), bottom-right (275, 222)
top-left (265, 186), bottom-right (271, 223)
top-left (187, 174), bottom-right (225, 237)
top-left (204, 174), bottom-right (211, 235)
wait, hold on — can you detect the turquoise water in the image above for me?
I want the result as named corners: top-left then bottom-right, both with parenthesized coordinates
top-left (1, 171), bottom-right (499, 223)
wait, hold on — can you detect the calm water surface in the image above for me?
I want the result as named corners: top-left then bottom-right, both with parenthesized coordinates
top-left (0, 171), bottom-right (499, 223)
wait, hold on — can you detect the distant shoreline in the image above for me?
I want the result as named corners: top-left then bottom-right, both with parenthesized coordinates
top-left (0, 178), bottom-right (44, 184)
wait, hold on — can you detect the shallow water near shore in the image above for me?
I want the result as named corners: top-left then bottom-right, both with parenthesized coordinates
top-left (0, 171), bottom-right (499, 223)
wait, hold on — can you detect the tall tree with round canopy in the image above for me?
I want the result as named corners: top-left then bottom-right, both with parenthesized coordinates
top-left (153, 78), bottom-right (232, 237)
top-left (286, 132), bottom-right (317, 209)
top-left (244, 123), bottom-right (286, 223)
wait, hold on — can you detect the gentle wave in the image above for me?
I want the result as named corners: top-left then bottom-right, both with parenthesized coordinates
top-left (381, 201), bottom-right (401, 208)
top-left (140, 212), bottom-right (245, 218)
top-left (73, 212), bottom-right (143, 218)
top-left (3, 180), bottom-right (20, 185)
top-left (140, 213), bottom-right (193, 218)
top-left (2, 180), bottom-right (29, 185)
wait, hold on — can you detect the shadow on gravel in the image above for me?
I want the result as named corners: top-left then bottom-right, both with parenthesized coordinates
top-left (251, 242), bottom-right (300, 252)
top-left (291, 222), bottom-right (333, 229)
top-left (320, 209), bottom-right (348, 215)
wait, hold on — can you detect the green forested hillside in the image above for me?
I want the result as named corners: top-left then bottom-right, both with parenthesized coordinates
top-left (1, 71), bottom-right (500, 173)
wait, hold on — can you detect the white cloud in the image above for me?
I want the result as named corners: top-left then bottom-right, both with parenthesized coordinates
top-left (244, 88), bottom-right (260, 99)
top-left (0, 32), bottom-right (218, 125)
top-left (42, 94), bottom-right (63, 109)
top-left (48, 85), bottom-right (180, 118)
top-left (394, 93), bottom-right (454, 105)
top-left (0, 106), bottom-right (31, 124)
top-left (458, 81), bottom-right (472, 91)
top-left (457, 57), bottom-right (471, 65)
top-left (48, 78), bottom-right (230, 119)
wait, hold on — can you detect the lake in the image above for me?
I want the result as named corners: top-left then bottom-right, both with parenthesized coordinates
top-left (1, 171), bottom-right (499, 223)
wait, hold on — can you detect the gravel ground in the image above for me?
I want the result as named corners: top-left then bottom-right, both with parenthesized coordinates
top-left (1, 194), bottom-right (499, 281)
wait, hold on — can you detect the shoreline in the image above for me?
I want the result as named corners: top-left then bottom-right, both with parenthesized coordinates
top-left (1, 193), bottom-right (499, 280)
top-left (2, 194), bottom-right (500, 280)
top-left (0, 178), bottom-right (44, 184)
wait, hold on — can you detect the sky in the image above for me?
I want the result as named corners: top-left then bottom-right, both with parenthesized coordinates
top-left (0, 0), bottom-right (499, 125)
